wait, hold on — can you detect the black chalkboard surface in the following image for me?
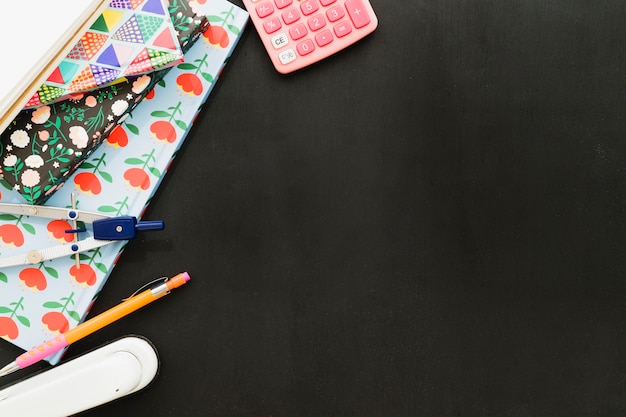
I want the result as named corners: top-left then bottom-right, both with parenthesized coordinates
top-left (3, 1), bottom-right (625, 415)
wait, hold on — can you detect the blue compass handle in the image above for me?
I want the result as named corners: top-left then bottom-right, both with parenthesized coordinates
top-left (92, 216), bottom-right (165, 240)
top-left (135, 220), bottom-right (165, 232)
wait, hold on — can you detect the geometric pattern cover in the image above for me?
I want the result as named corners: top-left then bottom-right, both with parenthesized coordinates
top-left (24, 0), bottom-right (183, 108)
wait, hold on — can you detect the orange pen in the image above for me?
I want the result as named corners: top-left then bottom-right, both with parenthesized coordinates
top-left (0, 272), bottom-right (190, 377)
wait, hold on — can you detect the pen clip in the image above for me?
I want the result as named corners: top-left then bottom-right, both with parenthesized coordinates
top-left (122, 277), bottom-right (168, 301)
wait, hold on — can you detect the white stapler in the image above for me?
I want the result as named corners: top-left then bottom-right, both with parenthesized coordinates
top-left (0, 336), bottom-right (159, 416)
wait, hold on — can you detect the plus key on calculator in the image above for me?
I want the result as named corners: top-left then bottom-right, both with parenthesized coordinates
top-left (242, 0), bottom-right (378, 74)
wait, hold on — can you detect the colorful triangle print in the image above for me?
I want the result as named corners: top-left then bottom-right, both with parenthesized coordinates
top-left (36, 85), bottom-right (66, 105)
top-left (46, 67), bottom-right (65, 84)
top-left (90, 9), bottom-right (125, 32)
top-left (97, 44), bottom-right (135, 67)
top-left (90, 65), bottom-right (121, 86)
top-left (66, 40), bottom-right (89, 61)
top-left (148, 49), bottom-right (180, 70)
top-left (141, 0), bottom-right (165, 15)
top-left (97, 44), bottom-right (121, 67)
top-left (46, 61), bottom-right (80, 84)
top-left (81, 33), bottom-right (109, 60)
top-left (112, 15), bottom-right (144, 43)
top-left (124, 47), bottom-right (181, 74)
top-left (68, 66), bottom-right (97, 92)
top-left (136, 14), bottom-right (164, 41)
top-left (21, 0), bottom-right (184, 108)
top-left (90, 14), bottom-right (108, 32)
top-left (109, 0), bottom-right (132, 9)
top-left (25, 93), bottom-right (42, 108)
top-left (124, 48), bottom-right (152, 74)
top-left (130, 0), bottom-right (146, 9)
top-left (58, 62), bottom-right (81, 83)
top-left (66, 33), bottom-right (108, 61)
top-left (112, 44), bottom-right (136, 66)
top-left (152, 27), bottom-right (177, 50)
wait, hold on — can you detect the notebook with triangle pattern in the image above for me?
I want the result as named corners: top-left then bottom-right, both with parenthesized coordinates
top-left (23, 0), bottom-right (183, 109)
top-left (0, 0), bottom-right (110, 135)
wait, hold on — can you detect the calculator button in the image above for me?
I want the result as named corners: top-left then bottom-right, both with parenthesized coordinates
top-left (307, 14), bottom-right (326, 31)
top-left (278, 48), bottom-right (297, 64)
top-left (256, 2), bottom-right (274, 18)
top-left (296, 39), bottom-right (315, 56)
top-left (333, 21), bottom-right (352, 37)
top-left (300, 0), bottom-right (319, 16)
top-left (274, 0), bottom-right (292, 9)
top-left (282, 7), bottom-right (300, 25)
top-left (315, 30), bottom-right (333, 47)
top-left (289, 23), bottom-right (308, 40)
top-left (289, 23), bottom-right (309, 41)
top-left (345, 0), bottom-right (371, 29)
top-left (271, 33), bottom-right (289, 49)
top-left (326, 5), bottom-right (345, 22)
top-left (320, 0), bottom-right (337, 5)
top-left (263, 17), bottom-right (282, 34)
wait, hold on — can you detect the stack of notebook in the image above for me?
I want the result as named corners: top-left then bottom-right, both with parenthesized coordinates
top-left (0, 0), bottom-right (248, 363)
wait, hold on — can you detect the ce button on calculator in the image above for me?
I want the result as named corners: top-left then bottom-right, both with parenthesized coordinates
top-left (242, 0), bottom-right (378, 74)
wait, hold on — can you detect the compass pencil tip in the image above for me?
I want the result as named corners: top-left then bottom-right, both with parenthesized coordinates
top-left (0, 362), bottom-right (19, 377)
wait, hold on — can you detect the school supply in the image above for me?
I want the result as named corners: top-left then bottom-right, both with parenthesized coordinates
top-left (0, 0), bottom-right (248, 365)
top-left (23, 0), bottom-right (184, 109)
top-left (0, 0), bottom-right (110, 135)
top-left (0, 336), bottom-right (159, 416)
top-left (0, 202), bottom-right (164, 268)
top-left (0, 0), bottom-right (209, 205)
top-left (242, 0), bottom-right (377, 73)
top-left (0, 272), bottom-right (188, 377)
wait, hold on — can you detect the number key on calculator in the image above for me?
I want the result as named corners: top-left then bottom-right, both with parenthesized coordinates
top-left (242, 0), bottom-right (378, 74)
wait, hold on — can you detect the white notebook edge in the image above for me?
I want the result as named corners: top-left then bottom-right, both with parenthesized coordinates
top-left (0, 0), bottom-right (111, 135)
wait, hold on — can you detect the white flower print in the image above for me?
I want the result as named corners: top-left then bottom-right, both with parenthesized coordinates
top-left (69, 126), bottom-right (89, 149)
top-left (25, 155), bottom-right (44, 168)
top-left (10, 130), bottom-right (29, 148)
top-left (189, 0), bottom-right (203, 16)
top-left (21, 169), bottom-right (40, 187)
top-left (31, 106), bottom-right (51, 124)
top-left (111, 100), bottom-right (129, 116)
top-left (132, 75), bottom-right (151, 94)
top-left (3, 155), bottom-right (17, 167)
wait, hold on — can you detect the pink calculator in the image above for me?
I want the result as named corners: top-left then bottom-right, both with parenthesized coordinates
top-left (242, 0), bottom-right (378, 74)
